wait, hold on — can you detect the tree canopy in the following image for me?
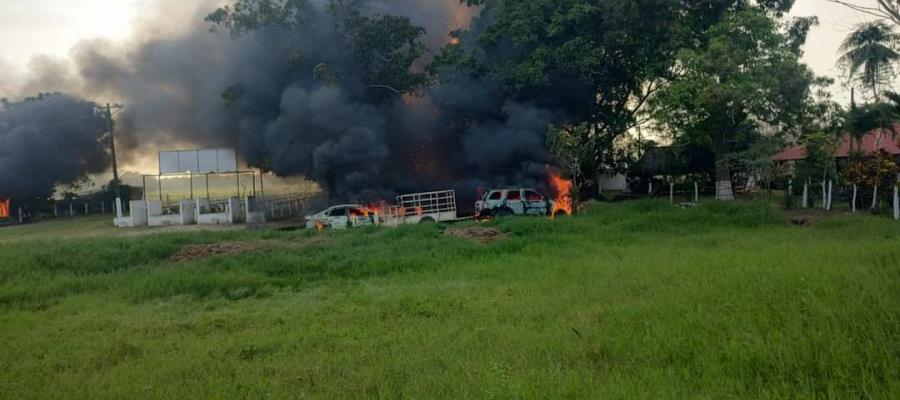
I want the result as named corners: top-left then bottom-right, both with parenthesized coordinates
top-left (650, 9), bottom-right (819, 183)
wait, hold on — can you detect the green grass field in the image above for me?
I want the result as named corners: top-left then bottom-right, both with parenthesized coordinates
top-left (1, 201), bottom-right (898, 398)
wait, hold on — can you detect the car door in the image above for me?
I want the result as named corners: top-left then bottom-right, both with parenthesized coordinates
top-left (505, 189), bottom-right (525, 214)
top-left (349, 207), bottom-right (374, 227)
top-left (486, 190), bottom-right (504, 210)
top-left (327, 207), bottom-right (350, 229)
top-left (524, 190), bottom-right (548, 215)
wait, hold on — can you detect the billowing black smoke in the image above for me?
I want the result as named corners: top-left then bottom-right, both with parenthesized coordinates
top-left (13, 0), bottom-right (563, 204)
top-left (0, 94), bottom-right (110, 201)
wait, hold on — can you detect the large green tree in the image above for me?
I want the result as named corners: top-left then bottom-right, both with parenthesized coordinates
top-left (651, 9), bottom-right (818, 199)
top-left (434, 0), bottom-right (797, 190)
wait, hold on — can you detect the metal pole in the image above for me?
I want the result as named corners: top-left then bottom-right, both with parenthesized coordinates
top-left (189, 172), bottom-right (194, 200)
top-left (259, 171), bottom-right (265, 199)
top-left (158, 174), bottom-right (163, 204)
top-left (236, 172), bottom-right (241, 198)
top-left (106, 103), bottom-right (120, 200)
top-left (252, 173), bottom-right (257, 198)
top-left (206, 173), bottom-right (210, 200)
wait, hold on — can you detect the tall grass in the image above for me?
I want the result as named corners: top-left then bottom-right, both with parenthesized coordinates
top-left (0, 200), bottom-right (898, 398)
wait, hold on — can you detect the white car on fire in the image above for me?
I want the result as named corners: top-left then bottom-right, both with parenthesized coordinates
top-left (475, 188), bottom-right (560, 218)
top-left (305, 204), bottom-right (377, 230)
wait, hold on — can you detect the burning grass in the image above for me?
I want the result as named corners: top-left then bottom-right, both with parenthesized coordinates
top-left (1, 200), bottom-right (899, 398)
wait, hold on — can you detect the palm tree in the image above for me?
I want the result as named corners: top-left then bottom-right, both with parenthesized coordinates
top-left (838, 21), bottom-right (900, 101)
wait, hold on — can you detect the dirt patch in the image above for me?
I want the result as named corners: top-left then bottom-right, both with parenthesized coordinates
top-left (169, 241), bottom-right (267, 263)
top-left (444, 227), bottom-right (506, 244)
top-left (785, 209), bottom-right (830, 226)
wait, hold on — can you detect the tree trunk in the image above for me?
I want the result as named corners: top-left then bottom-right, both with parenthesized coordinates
top-left (714, 158), bottom-right (734, 201)
top-left (872, 185), bottom-right (879, 211)
top-left (802, 180), bottom-right (809, 208)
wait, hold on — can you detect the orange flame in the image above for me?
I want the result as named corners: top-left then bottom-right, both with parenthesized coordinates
top-left (0, 198), bottom-right (9, 219)
top-left (549, 171), bottom-right (573, 218)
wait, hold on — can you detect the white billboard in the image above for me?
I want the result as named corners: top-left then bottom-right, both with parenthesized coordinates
top-left (159, 149), bottom-right (238, 174)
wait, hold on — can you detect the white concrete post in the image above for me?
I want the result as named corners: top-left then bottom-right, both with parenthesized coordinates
top-left (852, 185), bottom-right (858, 214)
top-left (84, 203), bottom-right (89, 215)
top-left (115, 198), bottom-right (123, 219)
top-left (101, 202), bottom-right (105, 214)
top-left (827, 181), bottom-right (833, 211)
top-left (18, 207), bottom-right (23, 223)
top-left (694, 182), bottom-right (699, 203)
top-left (872, 186), bottom-right (879, 210)
top-left (802, 180), bottom-right (809, 209)
top-left (669, 183), bottom-right (674, 203)
top-left (54, 204), bottom-right (59, 217)
top-left (69, 203), bottom-right (74, 217)
top-left (649, 182), bottom-right (653, 198)
top-left (894, 185), bottom-right (899, 220)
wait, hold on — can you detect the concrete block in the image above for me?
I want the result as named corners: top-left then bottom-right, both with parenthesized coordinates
top-left (114, 200), bottom-right (148, 227)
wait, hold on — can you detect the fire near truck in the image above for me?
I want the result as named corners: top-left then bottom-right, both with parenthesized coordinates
top-left (306, 190), bottom-right (459, 230)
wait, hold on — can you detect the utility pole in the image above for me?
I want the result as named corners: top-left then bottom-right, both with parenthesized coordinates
top-left (105, 103), bottom-right (119, 184)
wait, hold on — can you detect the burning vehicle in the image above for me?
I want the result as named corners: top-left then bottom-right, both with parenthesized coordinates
top-left (307, 190), bottom-right (459, 230)
top-left (475, 172), bottom-right (574, 219)
top-left (305, 205), bottom-right (379, 230)
top-left (475, 188), bottom-right (558, 218)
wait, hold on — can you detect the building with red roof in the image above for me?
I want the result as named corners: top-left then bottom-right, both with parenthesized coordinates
top-left (772, 125), bottom-right (900, 162)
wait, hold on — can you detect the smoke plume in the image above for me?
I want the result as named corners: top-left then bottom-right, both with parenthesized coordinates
top-left (0, 94), bottom-right (110, 200)
top-left (6, 0), bottom-right (562, 204)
